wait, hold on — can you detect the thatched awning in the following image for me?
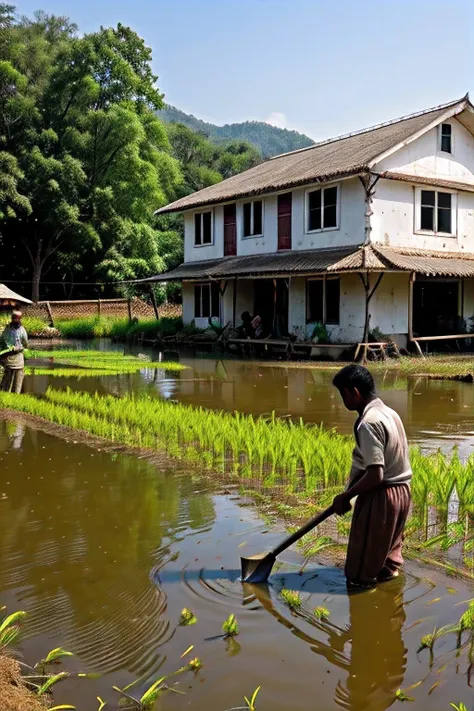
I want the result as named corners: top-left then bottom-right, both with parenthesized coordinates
top-left (0, 284), bottom-right (32, 306)
top-left (139, 244), bottom-right (474, 283)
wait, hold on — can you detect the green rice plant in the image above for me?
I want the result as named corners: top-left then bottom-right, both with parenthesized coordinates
top-left (450, 704), bottom-right (469, 711)
top-left (114, 676), bottom-right (168, 708)
top-left (222, 614), bottom-right (239, 637)
top-left (35, 647), bottom-right (74, 675)
top-left (226, 686), bottom-right (261, 711)
top-left (243, 686), bottom-right (261, 710)
top-left (49, 706), bottom-right (76, 710)
top-left (179, 608), bottom-right (197, 626)
top-left (0, 609), bottom-right (27, 651)
top-left (280, 589), bottom-right (302, 611)
top-left (395, 688), bottom-right (415, 702)
top-left (456, 601), bottom-right (474, 648)
top-left (187, 657), bottom-right (203, 672)
top-left (37, 671), bottom-right (69, 695)
top-left (313, 606), bottom-right (331, 621)
top-left (96, 700), bottom-right (106, 711)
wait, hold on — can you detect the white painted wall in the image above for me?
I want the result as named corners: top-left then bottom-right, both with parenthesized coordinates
top-left (182, 279), bottom-right (255, 327)
top-left (289, 273), bottom-right (410, 344)
top-left (184, 206), bottom-right (224, 263)
top-left (183, 178), bottom-right (366, 262)
top-left (291, 178), bottom-right (365, 251)
top-left (375, 118), bottom-right (474, 184)
top-left (371, 179), bottom-right (474, 251)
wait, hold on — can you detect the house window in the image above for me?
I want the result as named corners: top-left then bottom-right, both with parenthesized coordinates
top-left (194, 211), bottom-right (213, 246)
top-left (306, 185), bottom-right (339, 232)
top-left (194, 283), bottom-right (220, 319)
top-left (418, 189), bottom-right (455, 235)
top-left (440, 123), bottom-right (452, 154)
top-left (306, 277), bottom-right (340, 325)
top-left (242, 200), bottom-right (263, 237)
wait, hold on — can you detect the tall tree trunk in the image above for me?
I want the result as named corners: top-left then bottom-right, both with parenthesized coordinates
top-left (31, 256), bottom-right (42, 302)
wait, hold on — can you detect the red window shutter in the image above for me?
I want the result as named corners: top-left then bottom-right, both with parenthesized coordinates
top-left (278, 193), bottom-right (292, 250)
top-left (224, 204), bottom-right (237, 256)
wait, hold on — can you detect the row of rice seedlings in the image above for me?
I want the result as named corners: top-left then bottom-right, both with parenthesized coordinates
top-left (41, 387), bottom-right (353, 492)
top-left (1, 387), bottom-right (473, 550)
top-left (28, 349), bottom-right (186, 372)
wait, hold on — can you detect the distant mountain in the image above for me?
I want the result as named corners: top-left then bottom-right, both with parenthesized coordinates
top-left (158, 105), bottom-right (314, 158)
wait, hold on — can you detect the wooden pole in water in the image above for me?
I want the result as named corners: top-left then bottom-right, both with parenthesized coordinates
top-left (408, 272), bottom-right (414, 343)
top-left (149, 285), bottom-right (160, 320)
top-left (232, 278), bottom-right (237, 327)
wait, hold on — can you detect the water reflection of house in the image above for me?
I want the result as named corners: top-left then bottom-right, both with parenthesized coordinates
top-left (145, 96), bottom-right (474, 348)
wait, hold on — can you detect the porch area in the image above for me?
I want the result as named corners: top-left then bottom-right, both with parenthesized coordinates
top-left (141, 244), bottom-right (474, 359)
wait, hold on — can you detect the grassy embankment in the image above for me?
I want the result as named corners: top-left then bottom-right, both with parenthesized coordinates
top-left (1, 386), bottom-right (473, 576)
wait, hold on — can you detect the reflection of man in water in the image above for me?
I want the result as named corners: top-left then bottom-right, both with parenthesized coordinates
top-left (333, 584), bottom-right (407, 711)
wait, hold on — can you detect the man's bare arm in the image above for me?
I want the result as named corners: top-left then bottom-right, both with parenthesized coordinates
top-left (333, 465), bottom-right (384, 514)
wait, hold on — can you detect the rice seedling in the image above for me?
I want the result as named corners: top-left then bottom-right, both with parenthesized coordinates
top-left (35, 647), bottom-right (74, 675)
top-left (313, 606), bottom-right (331, 621)
top-left (226, 686), bottom-right (261, 711)
top-left (0, 609), bottom-right (27, 651)
top-left (222, 614), bottom-right (239, 637)
top-left (280, 589), bottom-right (302, 611)
top-left (243, 686), bottom-right (261, 711)
top-left (36, 672), bottom-right (69, 696)
top-left (456, 601), bottom-right (474, 648)
top-left (96, 699), bottom-right (106, 711)
top-left (450, 704), bottom-right (468, 711)
top-left (187, 657), bottom-right (203, 672)
top-left (395, 688), bottom-right (415, 702)
top-left (179, 608), bottom-right (197, 626)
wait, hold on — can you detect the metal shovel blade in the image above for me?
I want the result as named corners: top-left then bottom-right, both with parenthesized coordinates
top-left (240, 504), bottom-right (335, 584)
top-left (240, 552), bottom-right (276, 584)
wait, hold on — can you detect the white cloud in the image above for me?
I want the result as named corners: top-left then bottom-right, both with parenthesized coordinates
top-left (264, 111), bottom-right (287, 129)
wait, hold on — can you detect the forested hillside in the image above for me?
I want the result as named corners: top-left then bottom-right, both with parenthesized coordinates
top-left (159, 105), bottom-right (314, 158)
top-left (0, 5), bottom-right (262, 300)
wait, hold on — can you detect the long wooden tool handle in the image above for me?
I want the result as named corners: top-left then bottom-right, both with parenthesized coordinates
top-left (270, 505), bottom-right (335, 558)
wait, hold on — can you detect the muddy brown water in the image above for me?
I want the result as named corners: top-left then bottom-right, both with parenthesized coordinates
top-left (0, 342), bottom-right (473, 710)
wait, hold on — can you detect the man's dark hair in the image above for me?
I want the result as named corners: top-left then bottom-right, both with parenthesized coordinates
top-left (332, 364), bottom-right (376, 397)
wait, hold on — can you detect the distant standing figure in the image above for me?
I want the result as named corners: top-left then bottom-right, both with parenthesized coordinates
top-left (1, 310), bottom-right (28, 393)
top-left (331, 364), bottom-right (412, 588)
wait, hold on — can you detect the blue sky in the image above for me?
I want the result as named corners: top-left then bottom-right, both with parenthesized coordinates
top-left (18, 0), bottom-right (474, 140)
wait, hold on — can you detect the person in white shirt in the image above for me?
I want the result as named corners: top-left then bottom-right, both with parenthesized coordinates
top-left (332, 364), bottom-right (412, 588)
top-left (0, 310), bottom-right (28, 393)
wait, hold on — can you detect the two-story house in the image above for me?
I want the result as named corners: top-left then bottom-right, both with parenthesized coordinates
top-left (145, 95), bottom-right (474, 348)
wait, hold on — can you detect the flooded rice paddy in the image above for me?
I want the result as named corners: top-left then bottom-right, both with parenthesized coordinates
top-left (1, 341), bottom-right (473, 710)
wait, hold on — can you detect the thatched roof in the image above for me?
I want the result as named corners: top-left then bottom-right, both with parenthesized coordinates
top-left (0, 284), bottom-right (32, 306)
top-left (157, 96), bottom-right (472, 214)
top-left (141, 244), bottom-right (474, 282)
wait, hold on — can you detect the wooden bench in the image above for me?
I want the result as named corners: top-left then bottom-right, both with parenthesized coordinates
top-left (353, 341), bottom-right (400, 362)
top-left (411, 333), bottom-right (474, 357)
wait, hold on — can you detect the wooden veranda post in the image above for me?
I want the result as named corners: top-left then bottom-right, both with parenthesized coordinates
top-left (149, 285), bottom-right (160, 321)
top-left (358, 271), bottom-right (384, 361)
top-left (408, 272), bottom-right (415, 342)
top-left (232, 278), bottom-right (237, 327)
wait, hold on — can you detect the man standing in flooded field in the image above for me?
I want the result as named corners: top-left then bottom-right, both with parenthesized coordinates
top-left (0, 310), bottom-right (28, 394)
top-left (331, 364), bottom-right (412, 587)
